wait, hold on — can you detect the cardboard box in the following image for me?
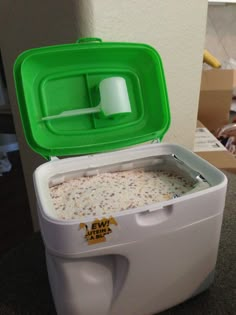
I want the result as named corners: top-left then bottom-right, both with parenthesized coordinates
top-left (233, 70), bottom-right (236, 90)
top-left (198, 70), bottom-right (234, 134)
top-left (195, 121), bottom-right (236, 174)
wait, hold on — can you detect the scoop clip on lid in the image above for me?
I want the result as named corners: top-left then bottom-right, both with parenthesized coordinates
top-left (42, 77), bottom-right (131, 121)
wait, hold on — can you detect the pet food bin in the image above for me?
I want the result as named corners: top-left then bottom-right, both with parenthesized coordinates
top-left (14, 38), bottom-right (227, 315)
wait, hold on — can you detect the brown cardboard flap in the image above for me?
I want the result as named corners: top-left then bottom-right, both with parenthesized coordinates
top-left (200, 70), bottom-right (233, 91)
top-left (196, 121), bottom-right (236, 174)
top-left (198, 70), bottom-right (234, 133)
top-left (197, 151), bottom-right (236, 173)
top-left (233, 70), bottom-right (236, 89)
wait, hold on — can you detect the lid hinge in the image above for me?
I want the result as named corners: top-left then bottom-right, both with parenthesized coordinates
top-left (50, 156), bottom-right (59, 162)
top-left (151, 138), bottom-right (161, 144)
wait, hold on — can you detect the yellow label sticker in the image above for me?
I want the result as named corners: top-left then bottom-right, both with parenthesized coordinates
top-left (80, 217), bottom-right (118, 245)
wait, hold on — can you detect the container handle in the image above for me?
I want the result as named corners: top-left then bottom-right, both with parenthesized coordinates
top-left (76, 37), bottom-right (102, 44)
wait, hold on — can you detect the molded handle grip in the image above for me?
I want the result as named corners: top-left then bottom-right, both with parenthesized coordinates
top-left (76, 37), bottom-right (102, 44)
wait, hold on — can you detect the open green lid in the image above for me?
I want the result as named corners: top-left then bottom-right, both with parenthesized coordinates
top-left (14, 38), bottom-right (170, 160)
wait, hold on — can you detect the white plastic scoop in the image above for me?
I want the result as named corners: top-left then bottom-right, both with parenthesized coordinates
top-left (42, 77), bottom-right (131, 121)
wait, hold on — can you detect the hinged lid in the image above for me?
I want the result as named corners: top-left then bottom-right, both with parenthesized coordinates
top-left (14, 38), bottom-right (170, 160)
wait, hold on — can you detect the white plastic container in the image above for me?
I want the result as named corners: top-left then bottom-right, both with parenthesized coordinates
top-left (34, 143), bottom-right (227, 315)
top-left (14, 38), bottom-right (227, 315)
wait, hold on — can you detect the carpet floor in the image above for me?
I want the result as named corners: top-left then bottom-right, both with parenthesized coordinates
top-left (0, 171), bottom-right (235, 315)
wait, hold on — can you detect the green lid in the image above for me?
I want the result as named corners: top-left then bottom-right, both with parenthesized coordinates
top-left (14, 38), bottom-right (170, 160)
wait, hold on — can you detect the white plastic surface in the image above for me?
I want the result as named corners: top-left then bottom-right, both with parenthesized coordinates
top-left (99, 77), bottom-right (131, 116)
top-left (34, 143), bottom-right (227, 315)
top-left (47, 255), bottom-right (115, 315)
top-left (45, 213), bottom-right (223, 315)
top-left (42, 105), bottom-right (101, 120)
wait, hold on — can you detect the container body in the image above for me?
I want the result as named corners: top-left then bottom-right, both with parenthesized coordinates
top-left (34, 143), bottom-right (227, 315)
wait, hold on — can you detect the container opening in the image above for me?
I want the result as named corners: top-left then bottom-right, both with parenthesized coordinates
top-left (48, 154), bottom-right (210, 220)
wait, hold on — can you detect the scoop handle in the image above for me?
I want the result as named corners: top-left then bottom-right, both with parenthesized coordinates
top-left (42, 105), bottom-right (101, 121)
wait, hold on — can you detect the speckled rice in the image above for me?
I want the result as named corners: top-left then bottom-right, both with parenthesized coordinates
top-left (49, 169), bottom-right (195, 220)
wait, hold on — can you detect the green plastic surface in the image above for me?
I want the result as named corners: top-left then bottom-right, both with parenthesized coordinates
top-left (14, 38), bottom-right (170, 160)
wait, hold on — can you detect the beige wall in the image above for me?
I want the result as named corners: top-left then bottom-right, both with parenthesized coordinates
top-left (0, 0), bottom-right (208, 230)
top-left (79, 0), bottom-right (208, 147)
top-left (205, 4), bottom-right (236, 62)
